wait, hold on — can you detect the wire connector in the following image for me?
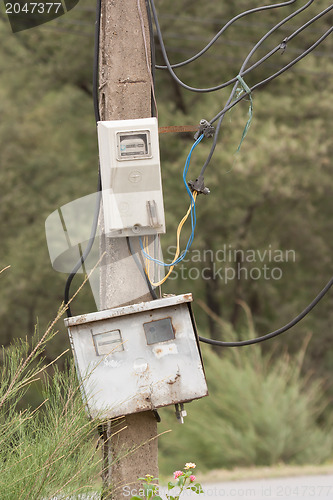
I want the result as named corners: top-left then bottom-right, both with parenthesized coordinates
top-left (188, 175), bottom-right (210, 195)
top-left (280, 37), bottom-right (288, 54)
top-left (194, 119), bottom-right (215, 140)
top-left (175, 403), bottom-right (187, 424)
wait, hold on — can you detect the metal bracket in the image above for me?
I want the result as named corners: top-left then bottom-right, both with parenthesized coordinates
top-left (194, 119), bottom-right (215, 140)
top-left (153, 409), bottom-right (161, 422)
top-left (175, 403), bottom-right (187, 424)
top-left (188, 175), bottom-right (210, 196)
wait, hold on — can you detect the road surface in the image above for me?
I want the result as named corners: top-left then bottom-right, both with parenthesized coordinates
top-left (158, 474), bottom-right (333, 500)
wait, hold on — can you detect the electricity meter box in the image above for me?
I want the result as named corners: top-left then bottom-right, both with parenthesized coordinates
top-left (64, 294), bottom-right (208, 419)
top-left (97, 117), bottom-right (166, 237)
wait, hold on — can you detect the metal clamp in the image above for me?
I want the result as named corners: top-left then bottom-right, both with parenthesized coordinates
top-left (194, 119), bottom-right (215, 140)
top-left (188, 175), bottom-right (210, 196)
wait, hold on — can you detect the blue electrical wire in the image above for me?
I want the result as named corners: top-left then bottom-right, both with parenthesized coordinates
top-left (182, 133), bottom-right (204, 250)
top-left (139, 134), bottom-right (204, 267)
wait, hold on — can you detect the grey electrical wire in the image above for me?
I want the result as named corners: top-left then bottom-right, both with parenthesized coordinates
top-left (155, 3), bottom-right (332, 73)
top-left (149, 0), bottom-right (323, 93)
top-left (149, 0), bottom-right (332, 176)
top-left (155, 0), bottom-right (298, 70)
top-left (209, 26), bottom-right (333, 126)
top-left (199, 11), bottom-right (333, 177)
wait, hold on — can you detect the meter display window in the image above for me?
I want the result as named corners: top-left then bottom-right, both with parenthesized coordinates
top-left (143, 318), bottom-right (175, 345)
top-left (92, 329), bottom-right (124, 356)
top-left (117, 131), bottom-right (151, 160)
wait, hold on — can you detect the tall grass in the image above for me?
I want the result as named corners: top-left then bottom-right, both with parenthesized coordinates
top-left (0, 261), bottom-right (119, 498)
top-left (0, 330), bottom-right (103, 499)
top-left (0, 261), bottom-right (103, 499)
top-left (0, 262), bottom-right (160, 499)
top-left (158, 327), bottom-right (333, 474)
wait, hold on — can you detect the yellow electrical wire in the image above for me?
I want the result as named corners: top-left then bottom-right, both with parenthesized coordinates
top-left (144, 191), bottom-right (198, 287)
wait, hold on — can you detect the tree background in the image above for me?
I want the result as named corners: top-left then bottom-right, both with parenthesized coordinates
top-left (0, 0), bottom-right (332, 468)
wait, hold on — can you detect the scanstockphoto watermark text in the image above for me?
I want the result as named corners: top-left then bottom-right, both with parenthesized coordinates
top-left (122, 484), bottom-right (332, 497)
top-left (165, 244), bottom-right (296, 283)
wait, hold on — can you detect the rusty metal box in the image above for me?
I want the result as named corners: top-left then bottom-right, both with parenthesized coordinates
top-left (64, 294), bottom-right (208, 419)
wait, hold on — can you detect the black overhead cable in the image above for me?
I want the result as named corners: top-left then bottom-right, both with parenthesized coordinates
top-left (92, 0), bottom-right (102, 124)
top-left (126, 237), bottom-right (158, 300)
top-left (64, 187), bottom-right (102, 318)
top-left (145, 0), bottom-right (157, 117)
top-left (64, 0), bottom-right (102, 317)
top-left (199, 278), bottom-right (333, 347)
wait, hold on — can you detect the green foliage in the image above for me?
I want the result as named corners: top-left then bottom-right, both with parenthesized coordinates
top-left (164, 464), bottom-right (203, 500)
top-left (133, 466), bottom-right (203, 500)
top-left (0, 328), bottom-right (102, 499)
top-left (158, 334), bottom-right (333, 473)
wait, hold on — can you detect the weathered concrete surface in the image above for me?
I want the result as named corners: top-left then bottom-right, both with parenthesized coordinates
top-left (99, 0), bottom-right (156, 310)
top-left (98, 0), bottom-right (158, 497)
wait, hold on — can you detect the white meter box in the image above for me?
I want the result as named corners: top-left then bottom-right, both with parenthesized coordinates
top-left (64, 294), bottom-right (208, 419)
top-left (97, 118), bottom-right (166, 237)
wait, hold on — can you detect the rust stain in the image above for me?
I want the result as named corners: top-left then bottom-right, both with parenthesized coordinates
top-left (158, 125), bottom-right (197, 135)
top-left (167, 372), bottom-right (181, 385)
top-left (66, 293), bottom-right (194, 326)
top-left (68, 315), bottom-right (88, 326)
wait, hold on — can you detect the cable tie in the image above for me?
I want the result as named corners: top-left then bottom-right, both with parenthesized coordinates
top-left (194, 119), bottom-right (215, 140)
top-left (236, 74), bottom-right (251, 94)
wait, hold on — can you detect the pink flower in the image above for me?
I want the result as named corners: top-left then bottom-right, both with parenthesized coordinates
top-left (190, 475), bottom-right (196, 482)
top-left (174, 470), bottom-right (184, 479)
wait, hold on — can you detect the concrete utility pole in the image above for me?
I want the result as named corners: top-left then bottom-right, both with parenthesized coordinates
top-left (98, 0), bottom-right (158, 497)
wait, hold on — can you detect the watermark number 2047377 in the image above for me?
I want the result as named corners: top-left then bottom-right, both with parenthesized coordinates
top-left (3, 0), bottom-right (80, 33)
